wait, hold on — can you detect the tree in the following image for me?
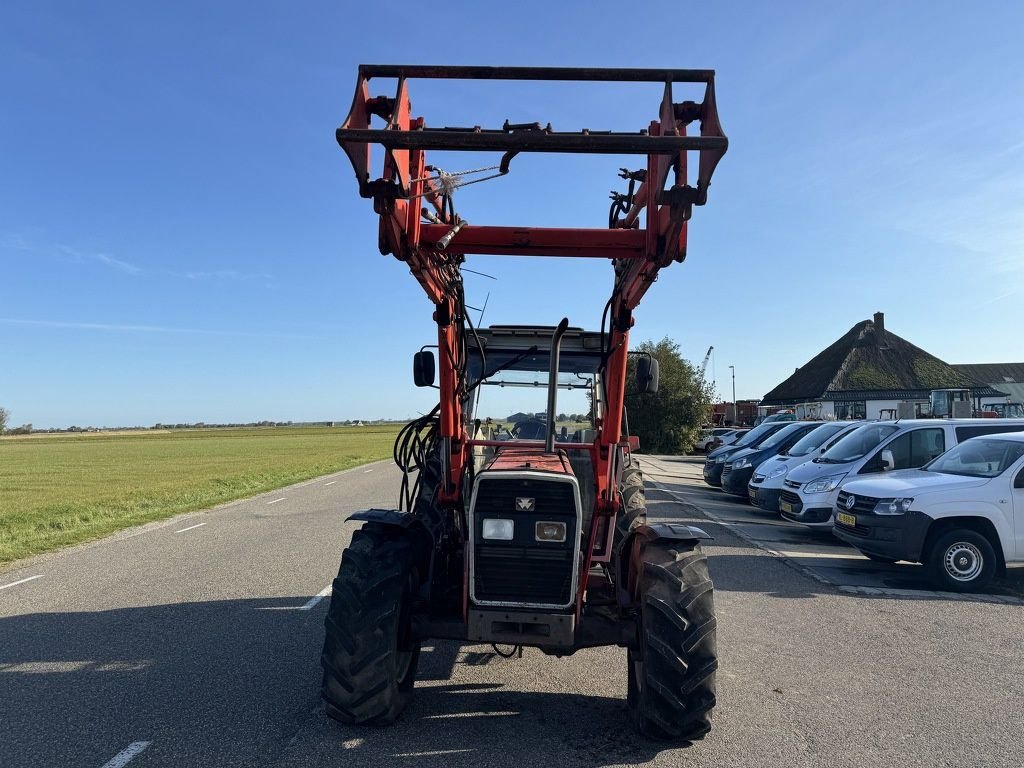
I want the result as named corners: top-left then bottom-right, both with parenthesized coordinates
top-left (0, 407), bottom-right (9, 434)
top-left (625, 337), bottom-right (713, 454)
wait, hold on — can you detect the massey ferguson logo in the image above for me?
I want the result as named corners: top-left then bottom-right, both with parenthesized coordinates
top-left (843, 494), bottom-right (857, 511)
top-left (515, 497), bottom-right (536, 512)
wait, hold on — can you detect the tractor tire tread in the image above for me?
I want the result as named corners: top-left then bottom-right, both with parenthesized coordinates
top-left (320, 524), bottom-right (420, 726)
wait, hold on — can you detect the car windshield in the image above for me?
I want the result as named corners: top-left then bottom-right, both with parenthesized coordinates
top-left (784, 422), bottom-right (849, 457)
top-left (733, 421), bottom-right (785, 448)
top-left (925, 438), bottom-right (1024, 478)
top-left (818, 424), bottom-right (900, 463)
top-left (757, 422), bottom-right (809, 452)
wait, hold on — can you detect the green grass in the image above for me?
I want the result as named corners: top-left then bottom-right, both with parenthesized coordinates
top-left (0, 425), bottom-right (399, 567)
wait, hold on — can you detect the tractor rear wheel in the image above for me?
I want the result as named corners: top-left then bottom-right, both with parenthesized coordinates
top-left (320, 523), bottom-right (421, 725)
top-left (628, 540), bottom-right (717, 741)
top-left (615, 465), bottom-right (647, 552)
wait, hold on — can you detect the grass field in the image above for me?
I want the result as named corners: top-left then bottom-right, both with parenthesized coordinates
top-left (0, 425), bottom-right (399, 567)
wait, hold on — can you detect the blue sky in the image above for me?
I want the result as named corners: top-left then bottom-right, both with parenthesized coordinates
top-left (2, 2), bottom-right (1023, 428)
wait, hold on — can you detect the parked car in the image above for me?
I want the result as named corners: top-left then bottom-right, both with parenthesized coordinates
top-left (721, 421), bottom-right (821, 499)
top-left (832, 432), bottom-right (1024, 591)
top-left (703, 421), bottom-right (790, 487)
top-left (779, 419), bottom-right (1024, 530)
top-left (709, 428), bottom-right (749, 452)
top-left (747, 421), bottom-right (859, 513)
top-left (695, 427), bottom-right (742, 453)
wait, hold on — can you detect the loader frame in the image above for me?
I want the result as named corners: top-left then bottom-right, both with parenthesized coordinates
top-left (337, 64), bottom-right (727, 623)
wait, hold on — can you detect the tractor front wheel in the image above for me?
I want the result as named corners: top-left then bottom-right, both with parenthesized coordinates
top-left (320, 523), bottom-right (421, 725)
top-left (628, 540), bottom-right (717, 741)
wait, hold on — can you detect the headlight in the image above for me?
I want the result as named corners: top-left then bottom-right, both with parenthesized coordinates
top-left (768, 466), bottom-right (788, 479)
top-left (874, 497), bottom-right (913, 515)
top-left (481, 518), bottom-right (514, 540)
top-left (734, 457), bottom-right (751, 469)
top-left (803, 473), bottom-right (846, 494)
top-left (716, 455), bottom-right (729, 464)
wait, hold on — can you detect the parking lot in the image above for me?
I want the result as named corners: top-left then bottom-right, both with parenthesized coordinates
top-left (637, 455), bottom-right (1024, 603)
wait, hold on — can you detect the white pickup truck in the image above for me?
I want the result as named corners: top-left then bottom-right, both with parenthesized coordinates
top-left (832, 432), bottom-right (1024, 591)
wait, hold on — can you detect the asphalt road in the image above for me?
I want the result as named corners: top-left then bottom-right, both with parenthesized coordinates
top-left (2, 456), bottom-right (1023, 767)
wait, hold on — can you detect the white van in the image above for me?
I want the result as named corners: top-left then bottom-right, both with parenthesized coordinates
top-left (747, 421), bottom-right (859, 513)
top-left (779, 419), bottom-right (1024, 530)
top-left (833, 432), bottom-right (1024, 591)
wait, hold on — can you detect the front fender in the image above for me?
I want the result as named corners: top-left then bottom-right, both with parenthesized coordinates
top-left (922, 501), bottom-right (1013, 562)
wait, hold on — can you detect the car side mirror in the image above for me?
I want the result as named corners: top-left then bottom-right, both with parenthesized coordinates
top-left (413, 350), bottom-right (435, 387)
top-left (881, 449), bottom-right (895, 471)
top-left (636, 357), bottom-right (659, 395)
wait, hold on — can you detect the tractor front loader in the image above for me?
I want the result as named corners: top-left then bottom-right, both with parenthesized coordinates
top-left (321, 66), bottom-right (727, 740)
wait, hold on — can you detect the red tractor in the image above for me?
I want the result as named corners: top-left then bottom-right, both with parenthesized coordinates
top-left (321, 65), bottom-right (728, 740)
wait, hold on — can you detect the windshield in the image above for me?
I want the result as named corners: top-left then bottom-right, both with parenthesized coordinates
top-left (818, 424), bottom-right (900, 463)
top-left (734, 421), bottom-right (786, 448)
top-left (467, 349), bottom-right (600, 442)
top-left (785, 422), bottom-right (850, 457)
top-left (925, 438), bottom-right (1024, 478)
top-left (757, 422), bottom-right (811, 452)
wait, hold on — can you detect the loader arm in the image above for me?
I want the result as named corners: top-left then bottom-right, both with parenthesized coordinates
top-left (337, 64), bottom-right (727, 512)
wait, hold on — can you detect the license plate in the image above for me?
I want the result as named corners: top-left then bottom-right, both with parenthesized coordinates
top-left (748, 489), bottom-right (758, 501)
top-left (780, 501), bottom-right (792, 514)
top-left (837, 512), bottom-right (857, 527)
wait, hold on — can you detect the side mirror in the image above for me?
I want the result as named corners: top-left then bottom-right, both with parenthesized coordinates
top-left (881, 449), bottom-right (895, 471)
top-left (413, 350), bottom-right (436, 387)
top-left (636, 357), bottom-right (660, 394)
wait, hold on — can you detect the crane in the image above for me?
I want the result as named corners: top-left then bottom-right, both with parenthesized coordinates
top-left (699, 345), bottom-right (713, 381)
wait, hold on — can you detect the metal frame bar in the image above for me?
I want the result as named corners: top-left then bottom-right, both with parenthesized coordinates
top-left (336, 64), bottom-right (727, 621)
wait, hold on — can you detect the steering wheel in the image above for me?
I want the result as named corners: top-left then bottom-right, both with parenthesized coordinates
top-left (511, 418), bottom-right (547, 440)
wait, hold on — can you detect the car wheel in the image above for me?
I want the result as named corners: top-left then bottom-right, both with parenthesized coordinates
top-left (926, 528), bottom-right (996, 592)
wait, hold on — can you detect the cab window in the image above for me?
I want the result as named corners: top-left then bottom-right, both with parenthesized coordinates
top-left (892, 428), bottom-right (946, 469)
top-left (865, 428), bottom-right (946, 472)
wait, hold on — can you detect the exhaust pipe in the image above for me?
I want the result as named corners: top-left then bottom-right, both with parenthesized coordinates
top-left (545, 318), bottom-right (570, 454)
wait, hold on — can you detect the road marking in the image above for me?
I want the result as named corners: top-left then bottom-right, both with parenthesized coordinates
top-left (174, 523), bottom-right (207, 534)
top-left (100, 741), bottom-right (151, 768)
top-left (364, 469), bottom-right (374, 473)
top-left (776, 550), bottom-right (869, 561)
top-left (324, 480), bottom-right (337, 486)
top-left (0, 574), bottom-right (43, 591)
top-left (267, 497), bottom-right (286, 505)
top-left (299, 585), bottom-right (332, 611)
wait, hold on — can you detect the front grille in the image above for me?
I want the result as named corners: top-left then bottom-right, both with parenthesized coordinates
top-left (837, 491), bottom-right (880, 515)
top-left (780, 490), bottom-right (801, 506)
top-left (783, 479), bottom-right (802, 490)
top-left (721, 463), bottom-right (733, 482)
top-left (475, 546), bottom-right (574, 604)
top-left (472, 476), bottom-right (578, 607)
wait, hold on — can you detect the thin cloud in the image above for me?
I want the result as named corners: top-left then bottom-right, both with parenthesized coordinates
top-left (0, 317), bottom-right (324, 341)
top-left (92, 252), bottom-right (143, 275)
top-left (3, 235), bottom-right (272, 282)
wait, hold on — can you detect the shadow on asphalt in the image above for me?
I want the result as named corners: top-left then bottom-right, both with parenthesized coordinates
top-left (0, 599), bottom-right (694, 768)
top-left (322, 640), bottom-right (687, 767)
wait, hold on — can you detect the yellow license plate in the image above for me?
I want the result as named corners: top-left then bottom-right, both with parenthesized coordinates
top-left (837, 512), bottom-right (857, 527)
top-left (780, 501), bottom-right (792, 514)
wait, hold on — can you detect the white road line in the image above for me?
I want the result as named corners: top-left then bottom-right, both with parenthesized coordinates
top-left (776, 550), bottom-right (871, 561)
top-left (299, 585), bottom-right (333, 611)
top-left (173, 523), bottom-right (207, 534)
top-left (100, 741), bottom-right (151, 768)
top-left (267, 497), bottom-right (286, 505)
top-left (363, 469), bottom-right (374, 473)
top-left (324, 480), bottom-right (337, 486)
top-left (0, 574), bottom-right (43, 591)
